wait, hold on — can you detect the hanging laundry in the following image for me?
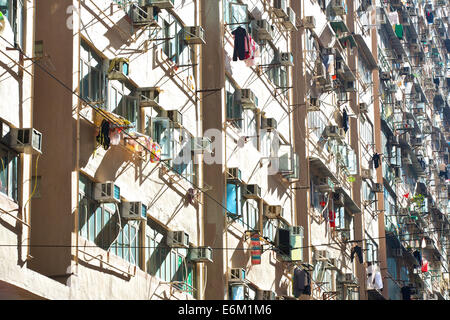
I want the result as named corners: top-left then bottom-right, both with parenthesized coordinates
top-left (351, 244), bottom-right (364, 264)
top-left (421, 259), bottom-right (428, 273)
top-left (413, 250), bottom-right (422, 266)
top-left (109, 128), bottom-right (122, 146)
top-left (394, 24), bottom-right (403, 40)
top-left (387, 12), bottom-right (400, 25)
top-left (425, 10), bottom-right (434, 24)
top-left (150, 141), bottom-right (161, 163)
top-left (244, 35), bottom-right (260, 67)
top-left (373, 270), bottom-right (383, 290)
top-left (96, 120), bottom-right (111, 150)
top-left (421, 237), bottom-right (426, 249)
top-left (372, 153), bottom-right (381, 169)
top-left (250, 233), bottom-right (262, 265)
top-left (401, 286), bottom-right (412, 300)
top-left (293, 268), bottom-right (311, 297)
top-left (342, 108), bottom-right (349, 133)
top-left (328, 210), bottom-right (336, 228)
top-left (232, 26), bottom-right (249, 61)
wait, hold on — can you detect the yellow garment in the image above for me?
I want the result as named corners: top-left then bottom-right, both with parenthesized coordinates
top-left (94, 108), bottom-right (131, 128)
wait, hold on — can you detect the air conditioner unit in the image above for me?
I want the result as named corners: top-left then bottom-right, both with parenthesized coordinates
top-left (318, 176), bottom-right (334, 192)
top-left (281, 7), bottom-right (297, 31)
top-left (191, 137), bottom-right (212, 153)
top-left (324, 125), bottom-right (340, 138)
top-left (258, 290), bottom-right (276, 300)
top-left (307, 98), bottom-right (320, 112)
top-left (410, 43), bottom-right (420, 52)
top-left (167, 230), bottom-right (190, 248)
top-left (333, 192), bottom-right (345, 207)
top-left (132, 4), bottom-right (159, 27)
top-left (272, 0), bottom-right (288, 18)
top-left (184, 26), bottom-right (206, 45)
top-left (315, 250), bottom-right (330, 261)
top-left (262, 117), bottom-right (277, 131)
top-left (253, 20), bottom-right (273, 41)
top-left (138, 87), bottom-right (161, 108)
top-left (380, 71), bottom-right (391, 81)
top-left (108, 58), bottom-right (129, 80)
top-left (340, 273), bottom-right (357, 284)
top-left (280, 52), bottom-right (294, 67)
top-left (229, 268), bottom-right (246, 282)
top-left (239, 89), bottom-right (257, 108)
top-left (407, 7), bottom-right (417, 16)
top-left (372, 183), bottom-right (383, 193)
top-left (160, 110), bottom-right (183, 127)
top-left (94, 182), bottom-right (121, 203)
top-left (291, 226), bottom-right (304, 237)
top-left (302, 16), bottom-right (316, 30)
top-left (121, 201), bottom-right (147, 220)
top-left (344, 80), bottom-right (356, 92)
top-left (359, 102), bottom-right (368, 113)
top-left (400, 66), bottom-right (410, 76)
top-left (410, 137), bottom-right (423, 146)
top-left (393, 248), bottom-right (403, 257)
top-left (142, 0), bottom-right (174, 9)
top-left (361, 168), bottom-right (372, 180)
top-left (227, 167), bottom-right (242, 183)
top-left (189, 246), bottom-right (213, 263)
top-left (8, 128), bottom-right (43, 154)
top-left (331, 0), bottom-right (346, 15)
top-left (335, 60), bottom-right (345, 75)
top-left (243, 184), bottom-right (262, 199)
top-left (265, 205), bottom-right (282, 219)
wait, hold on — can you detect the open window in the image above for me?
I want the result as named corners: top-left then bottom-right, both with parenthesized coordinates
top-left (226, 183), bottom-right (242, 219)
top-left (224, 0), bottom-right (248, 31)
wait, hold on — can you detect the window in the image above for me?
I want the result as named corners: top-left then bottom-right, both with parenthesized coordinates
top-left (109, 80), bottom-right (139, 131)
top-left (360, 117), bottom-right (374, 147)
top-left (225, 78), bottom-right (242, 129)
top-left (146, 226), bottom-right (196, 296)
top-left (362, 180), bottom-right (376, 211)
top-left (152, 117), bottom-right (173, 160)
top-left (312, 261), bottom-right (332, 293)
top-left (78, 174), bottom-right (141, 266)
top-left (224, 0), bottom-right (248, 30)
top-left (0, 144), bottom-right (18, 201)
top-left (80, 41), bottom-right (106, 102)
top-left (226, 183), bottom-right (242, 218)
top-left (242, 109), bottom-right (257, 148)
top-left (310, 179), bottom-right (326, 212)
top-left (0, 0), bottom-right (23, 47)
top-left (242, 199), bottom-right (258, 231)
top-left (262, 218), bottom-right (276, 242)
top-left (161, 14), bottom-right (193, 67)
top-left (365, 235), bottom-right (378, 264)
top-left (172, 128), bottom-right (195, 183)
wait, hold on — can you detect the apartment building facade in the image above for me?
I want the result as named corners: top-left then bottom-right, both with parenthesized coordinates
top-left (0, 0), bottom-right (448, 300)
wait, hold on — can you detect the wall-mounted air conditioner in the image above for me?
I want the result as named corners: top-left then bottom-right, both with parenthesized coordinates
top-left (372, 183), bottom-right (383, 193)
top-left (330, 0), bottom-right (346, 15)
top-left (191, 137), bottom-right (212, 153)
top-left (108, 58), bottom-right (129, 80)
top-left (188, 246), bottom-right (213, 263)
top-left (142, 0), bottom-right (174, 9)
top-left (243, 184), bottom-right (262, 199)
top-left (302, 16), bottom-right (315, 30)
top-left (359, 102), bottom-right (368, 113)
top-left (315, 250), bottom-right (330, 261)
top-left (94, 182), bottom-right (121, 203)
top-left (132, 4), bottom-right (159, 27)
top-left (9, 128), bottom-right (43, 154)
top-left (380, 71), bottom-right (391, 81)
top-left (261, 117), bottom-right (277, 131)
top-left (324, 125), bottom-right (340, 138)
top-left (344, 80), bottom-right (356, 92)
top-left (184, 26), bottom-right (206, 45)
top-left (265, 205), bottom-right (282, 219)
top-left (333, 192), bottom-right (345, 207)
top-left (160, 110), bottom-right (183, 128)
top-left (272, 0), bottom-right (288, 18)
top-left (318, 176), bottom-right (334, 192)
top-left (239, 89), bottom-right (257, 109)
top-left (252, 20), bottom-right (273, 41)
top-left (227, 167), bottom-right (242, 183)
top-left (229, 268), bottom-right (246, 282)
top-left (410, 137), bottom-right (423, 146)
top-left (138, 87), bottom-right (161, 108)
top-left (339, 273), bottom-right (357, 284)
top-left (167, 230), bottom-right (190, 248)
top-left (361, 168), bottom-right (372, 180)
top-left (307, 98), bottom-right (320, 112)
top-left (281, 7), bottom-right (297, 31)
top-left (121, 201), bottom-right (147, 220)
top-left (257, 290), bottom-right (276, 300)
top-left (280, 52), bottom-right (294, 67)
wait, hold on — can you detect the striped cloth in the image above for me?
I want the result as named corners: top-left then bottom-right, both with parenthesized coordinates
top-left (251, 233), bottom-right (262, 265)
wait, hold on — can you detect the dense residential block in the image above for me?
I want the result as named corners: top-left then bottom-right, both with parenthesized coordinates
top-left (0, 0), bottom-right (448, 300)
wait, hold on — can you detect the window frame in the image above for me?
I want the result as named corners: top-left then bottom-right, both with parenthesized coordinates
top-left (0, 142), bottom-right (19, 202)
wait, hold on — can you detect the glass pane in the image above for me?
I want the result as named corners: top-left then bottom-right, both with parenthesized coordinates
top-left (230, 3), bottom-right (248, 30)
top-left (95, 207), bottom-right (102, 244)
top-left (79, 197), bottom-right (88, 238)
top-left (123, 224), bottom-right (129, 262)
top-left (0, 150), bottom-right (8, 195)
top-left (130, 225), bottom-right (136, 265)
top-left (152, 118), bottom-right (172, 160)
top-left (171, 251), bottom-right (176, 281)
